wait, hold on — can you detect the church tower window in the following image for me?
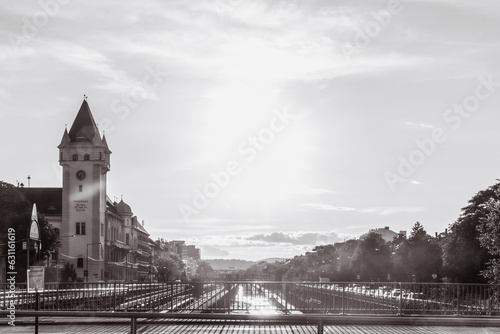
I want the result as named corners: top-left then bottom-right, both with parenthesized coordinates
top-left (84, 154), bottom-right (90, 160)
top-left (72, 154), bottom-right (78, 161)
top-left (76, 222), bottom-right (86, 235)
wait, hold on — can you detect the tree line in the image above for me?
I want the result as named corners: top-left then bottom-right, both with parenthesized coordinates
top-left (241, 183), bottom-right (500, 284)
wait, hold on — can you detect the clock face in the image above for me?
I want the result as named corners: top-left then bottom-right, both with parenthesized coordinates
top-left (76, 170), bottom-right (86, 180)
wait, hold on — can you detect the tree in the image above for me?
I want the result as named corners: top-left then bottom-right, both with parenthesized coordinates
top-left (393, 222), bottom-right (442, 282)
top-left (195, 261), bottom-right (214, 279)
top-left (335, 239), bottom-right (359, 281)
top-left (0, 182), bottom-right (59, 282)
top-left (155, 255), bottom-right (184, 281)
top-left (351, 232), bottom-right (392, 281)
top-left (477, 186), bottom-right (500, 283)
top-left (441, 184), bottom-right (499, 282)
top-left (61, 262), bottom-right (77, 283)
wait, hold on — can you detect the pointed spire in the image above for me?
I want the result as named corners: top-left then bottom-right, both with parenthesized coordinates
top-left (57, 128), bottom-right (71, 148)
top-left (102, 133), bottom-right (112, 153)
top-left (68, 99), bottom-right (100, 143)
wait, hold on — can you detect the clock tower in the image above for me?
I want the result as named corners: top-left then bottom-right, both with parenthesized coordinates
top-left (58, 99), bottom-right (111, 282)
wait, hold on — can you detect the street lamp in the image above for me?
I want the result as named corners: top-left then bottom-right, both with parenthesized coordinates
top-left (87, 242), bottom-right (101, 283)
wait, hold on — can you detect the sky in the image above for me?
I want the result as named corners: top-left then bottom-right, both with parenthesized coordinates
top-left (1, 0), bottom-right (500, 261)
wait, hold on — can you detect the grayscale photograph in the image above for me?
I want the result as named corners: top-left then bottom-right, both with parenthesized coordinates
top-left (1, 1), bottom-right (500, 333)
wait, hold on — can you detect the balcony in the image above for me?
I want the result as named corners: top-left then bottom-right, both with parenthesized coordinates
top-left (109, 239), bottom-right (132, 250)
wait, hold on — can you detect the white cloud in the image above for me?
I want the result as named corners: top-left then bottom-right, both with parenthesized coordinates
top-left (405, 121), bottom-right (435, 128)
top-left (302, 203), bottom-right (356, 211)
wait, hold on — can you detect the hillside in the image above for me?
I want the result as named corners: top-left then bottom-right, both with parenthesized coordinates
top-left (205, 258), bottom-right (286, 271)
top-left (205, 259), bottom-right (255, 270)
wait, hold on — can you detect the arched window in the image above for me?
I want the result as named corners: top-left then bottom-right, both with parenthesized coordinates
top-left (77, 258), bottom-right (84, 268)
top-left (84, 154), bottom-right (90, 160)
top-left (72, 154), bottom-right (78, 161)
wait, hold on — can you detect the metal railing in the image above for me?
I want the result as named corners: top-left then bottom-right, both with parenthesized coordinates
top-left (2, 281), bottom-right (500, 316)
top-left (2, 310), bottom-right (500, 334)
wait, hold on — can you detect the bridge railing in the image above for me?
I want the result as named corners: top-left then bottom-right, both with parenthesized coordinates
top-left (1, 281), bottom-right (500, 316)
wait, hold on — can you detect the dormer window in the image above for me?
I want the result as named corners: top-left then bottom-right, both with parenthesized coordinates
top-left (84, 154), bottom-right (90, 161)
top-left (72, 154), bottom-right (78, 161)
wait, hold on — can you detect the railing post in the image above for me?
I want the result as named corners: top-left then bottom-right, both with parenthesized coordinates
top-left (284, 283), bottom-right (288, 314)
top-left (56, 284), bottom-right (59, 310)
top-left (170, 282), bottom-right (173, 312)
top-left (398, 282), bottom-right (403, 316)
top-left (226, 283), bottom-right (231, 313)
top-left (341, 284), bottom-right (345, 315)
top-left (130, 316), bottom-right (137, 334)
top-left (456, 284), bottom-right (460, 316)
top-left (317, 319), bottom-right (324, 334)
top-left (35, 289), bottom-right (39, 334)
top-left (489, 286), bottom-right (493, 315)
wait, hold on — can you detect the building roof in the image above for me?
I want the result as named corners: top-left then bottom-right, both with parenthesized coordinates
top-left (132, 216), bottom-right (149, 235)
top-left (18, 187), bottom-right (62, 216)
top-left (114, 199), bottom-right (133, 216)
top-left (68, 99), bottom-right (101, 143)
top-left (360, 226), bottom-right (399, 243)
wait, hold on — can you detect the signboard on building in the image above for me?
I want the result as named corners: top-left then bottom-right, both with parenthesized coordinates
top-left (28, 266), bottom-right (44, 292)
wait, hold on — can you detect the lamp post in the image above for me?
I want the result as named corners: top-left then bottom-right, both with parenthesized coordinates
top-left (87, 242), bottom-right (101, 283)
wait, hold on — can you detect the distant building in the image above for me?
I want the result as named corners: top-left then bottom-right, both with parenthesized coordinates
top-left (154, 238), bottom-right (201, 280)
top-left (181, 244), bottom-right (201, 260)
top-left (155, 239), bottom-right (201, 261)
top-left (360, 226), bottom-right (406, 243)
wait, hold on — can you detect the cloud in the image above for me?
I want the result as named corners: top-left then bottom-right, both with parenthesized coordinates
top-left (405, 121), bottom-right (435, 128)
top-left (247, 231), bottom-right (342, 245)
top-left (302, 203), bottom-right (355, 211)
top-left (201, 245), bottom-right (229, 257)
top-left (301, 203), bottom-right (426, 216)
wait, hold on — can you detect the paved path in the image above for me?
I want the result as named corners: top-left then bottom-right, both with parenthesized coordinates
top-left (1, 322), bottom-right (500, 333)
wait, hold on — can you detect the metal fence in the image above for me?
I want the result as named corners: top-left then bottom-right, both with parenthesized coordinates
top-left (2, 281), bottom-right (500, 316)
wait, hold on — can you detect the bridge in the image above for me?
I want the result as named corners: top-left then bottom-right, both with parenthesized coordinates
top-left (1, 281), bottom-right (500, 333)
